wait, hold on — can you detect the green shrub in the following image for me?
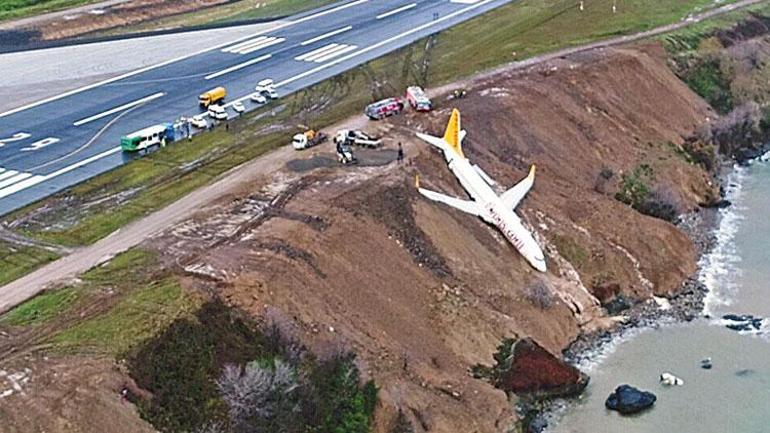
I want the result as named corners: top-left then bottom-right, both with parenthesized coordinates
top-left (615, 164), bottom-right (654, 208)
top-left (683, 60), bottom-right (734, 114)
top-left (130, 302), bottom-right (377, 433)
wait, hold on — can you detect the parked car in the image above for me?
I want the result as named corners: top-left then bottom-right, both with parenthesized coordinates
top-left (207, 104), bottom-right (228, 120)
top-left (191, 115), bottom-right (208, 129)
top-left (255, 78), bottom-right (279, 99)
top-left (364, 97), bottom-right (404, 120)
top-left (232, 101), bottom-right (245, 113)
top-left (250, 92), bottom-right (267, 104)
top-left (406, 86), bottom-right (432, 112)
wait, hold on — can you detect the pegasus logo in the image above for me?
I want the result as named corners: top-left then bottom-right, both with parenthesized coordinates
top-left (486, 204), bottom-right (525, 251)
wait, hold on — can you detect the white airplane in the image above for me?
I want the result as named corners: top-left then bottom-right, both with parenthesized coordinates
top-left (415, 108), bottom-right (547, 272)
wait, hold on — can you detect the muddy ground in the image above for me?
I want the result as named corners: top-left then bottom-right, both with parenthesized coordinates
top-left (145, 43), bottom-right (716, 432)
top-left (0, 43), bottom-right (721, 432)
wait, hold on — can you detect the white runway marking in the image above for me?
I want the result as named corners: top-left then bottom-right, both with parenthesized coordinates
top-left (376, 2), bottom-right (417, 19)
top-left (222, 35), bottom-right (268, 52)
top-left (0, 170), bottom-right (19, 182)
top-left (205, 54), bottom-right (272, 80)
top-left (0, 174), bottom-right (46, 200)
top-left (0, 146), bottom-right (122, 200)
top-left (221, 36), bottom-right (284, 54)
top-left (295, 43), bottom-right (357, 62)
top-left (21, 137), bottom-right (60, 152)
top-left (312, 45), bottom-right (358, 62)
top-left (0, 132), bottom-right (31, 148)
top-left (0, 0), bottom-right (369, 119)
top-left (300, 26), bottom-right (353, 45)
top-left (73, 92), bottom-right (165, 126)
top-left (450, 0), bottom-right (481, 3)
top-left (295, 43), bottom-right (340, 60)
top-left (0, 173), bottom-right (32, 189)
top-left (276, 0), bottom-right (496, 88)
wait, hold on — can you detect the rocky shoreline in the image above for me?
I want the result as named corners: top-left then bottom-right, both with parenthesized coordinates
top-left (564, 205), bottom-right (718, 366)
top-left (532, 141), bottom-right (770, 433)
top-left (525, 163), bottom-right (735, 432)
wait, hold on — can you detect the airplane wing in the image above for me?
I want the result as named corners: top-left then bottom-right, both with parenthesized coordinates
top-left (418, 186), bottom-right (481, 216)
top-left (416, 132), bottom-right (449, 153)
top-left (501, 165), bottom-right (536, 209)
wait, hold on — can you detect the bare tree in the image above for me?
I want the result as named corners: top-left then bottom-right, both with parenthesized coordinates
top-left (192, 422), bottom-right (227, 433)
top-left (524, 279), bottom-right (555, 310)
top-left (217, 360), bottom-right (301, 433)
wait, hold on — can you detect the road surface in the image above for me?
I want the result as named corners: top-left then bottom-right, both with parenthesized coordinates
top-left (0, 0), bottom-right (511, 216)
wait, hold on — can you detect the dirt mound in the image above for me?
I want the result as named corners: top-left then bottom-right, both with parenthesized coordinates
top-left (0, 356), bottom-right (155, 433)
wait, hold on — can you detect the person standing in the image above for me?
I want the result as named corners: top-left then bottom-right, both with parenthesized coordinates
top-left (397, 142), bottom-right (404, 163)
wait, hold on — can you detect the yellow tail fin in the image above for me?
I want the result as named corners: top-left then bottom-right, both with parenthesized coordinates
top-left (443, 108), bottom-right (464, 158)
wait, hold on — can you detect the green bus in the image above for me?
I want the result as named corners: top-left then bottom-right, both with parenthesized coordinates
top-left (120, 124), bottom-right (173, 152)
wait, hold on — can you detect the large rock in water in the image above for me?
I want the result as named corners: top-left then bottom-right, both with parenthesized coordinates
top-left (605, 385), bottom-right (657, 414)
top-left (495, 338), bottom-right (589, 400)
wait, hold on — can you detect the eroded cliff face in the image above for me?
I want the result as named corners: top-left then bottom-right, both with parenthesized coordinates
top-left (149, 44), bottom-right (718, 432)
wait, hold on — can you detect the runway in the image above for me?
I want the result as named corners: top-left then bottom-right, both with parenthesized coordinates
top-left (0, 0), bottom-right (510, 216)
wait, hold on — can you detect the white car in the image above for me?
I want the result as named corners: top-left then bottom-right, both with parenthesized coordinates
top-left (208, 104), bottom-right (228, 120)
top-left (250, 92), bottom-right (267, 104)
top-left (265, 88), bottom-right (279, 99)
top-left (255, 78), bottom-right (279, 99)
top-left (232, 101), bottom-right (245, 113)
top-left (191, 115), bottom-right (208, 129)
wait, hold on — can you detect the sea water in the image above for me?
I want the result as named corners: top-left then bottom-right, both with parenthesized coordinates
top-left (548, 156), bottom-right (770, 433)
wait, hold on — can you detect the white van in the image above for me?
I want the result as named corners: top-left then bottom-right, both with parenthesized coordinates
top-left (208, 104), bottom-right (228, 120)
top-left (255, 78), bottom-right (279, 99)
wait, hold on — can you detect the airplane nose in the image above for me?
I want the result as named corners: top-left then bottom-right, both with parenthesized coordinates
top-left (532, 259), bottom-right (547, 273)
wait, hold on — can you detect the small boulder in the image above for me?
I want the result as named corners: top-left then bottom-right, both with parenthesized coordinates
top-left (495, 338), bottom-right (589, 400)
top-left (700, 198), bottom-right (731, 209)
top-left (604, 295), bottom-right (632, 315)
top-left (701, 358), bottom-right (713, 370)
top-left (659, 372), bottom-right (684, 386)
top-left (592, 282), bottom-right (621, 305)
top-left (605, 385), bottom-right (657, 414)
top-left (722, 313), bottom-right (764, 332)
top-left (726, 323), bottom-right (753, 332)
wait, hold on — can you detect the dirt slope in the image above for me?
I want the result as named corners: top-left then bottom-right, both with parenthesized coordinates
top-left (0, 356), bottom-right (155, 433)
top-left (144, 44), bottom-right (716, 432)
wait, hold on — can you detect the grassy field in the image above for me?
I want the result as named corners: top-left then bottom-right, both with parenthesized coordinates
top-left (9, 127), bottom-right (287, 247)
top-left (0, 0), bottom-right (101, 22)
top-left (0, 248), bottom-right (200, 354)
top-left (0, 241), bottom-right (59, 286)
top-left (0, 286), bottom-right (78, 326)
top-left (661, 0), bottom-right (770, 54)
top-left (52, 277), bottom-right (196, 354)
top-left (1, 0), bottom-right (335, 27)
top-left (0, 0), bottom-right (762, 283)
top-left (94, 0), bottom-right (338, 37)
top-left (427, 0), bottom-right (741, 83)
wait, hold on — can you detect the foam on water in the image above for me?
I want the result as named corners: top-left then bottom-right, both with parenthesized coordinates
top-left (546, 152), bottom-right (770, 433)
top-left (698, 164), bottom-right (748, 315)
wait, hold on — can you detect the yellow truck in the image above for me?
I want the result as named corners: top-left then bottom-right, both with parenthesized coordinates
top-left (199, 87), bottom-right (226, 108)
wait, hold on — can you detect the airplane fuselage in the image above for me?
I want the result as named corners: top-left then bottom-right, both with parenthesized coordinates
top-left (445, 153), bottom-right (547, 272)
